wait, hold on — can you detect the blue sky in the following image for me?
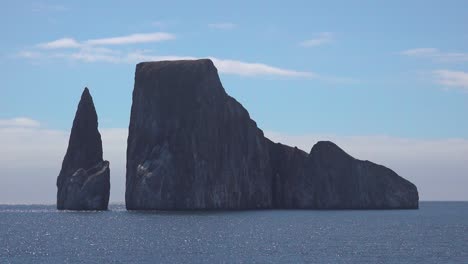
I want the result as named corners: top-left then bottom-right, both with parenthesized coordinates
top-left (0, 0), bottom-right (467, 203)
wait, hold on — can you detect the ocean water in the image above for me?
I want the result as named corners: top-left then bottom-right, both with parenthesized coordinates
top-left (0, 202), bottom-right (467, 263)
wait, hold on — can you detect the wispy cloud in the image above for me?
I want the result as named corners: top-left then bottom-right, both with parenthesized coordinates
top-left (208, 23), bottom-right (237, 30)
top-left (85, 32), bottom-right (175, 45)
top-left (401, 48), bottom-right (468, 91)
top-left (433, 70), bottom-right (468, 91)
top-left (127, 51), bottom-right (315, 77)
top-left (19, 48), bottom-right (315, 77)
top-left (20, 32), bottom-right (315, 78)
top-left (401, 48), bottom-right (468, 63)
top-left (210, 58), bottom-right (313, 77)
top-left (0, 117), bottom-right (41, 128)
top-left (38, 38), bottom-right (81, 49)
top-left (37, 32), bottom-right (175, 50)
top-left (300, 32), bottom-right (334, 47)
top-left (63, 47), bottom-right (122, 63)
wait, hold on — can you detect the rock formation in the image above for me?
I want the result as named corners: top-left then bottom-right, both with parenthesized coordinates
top-left (270, 141), bottom-right (419, 209)
top-left (126, 60), bottom-right (272, 209)
top-left (57, 88), bottom-right (110, 210)
top-left (126, 59), bottom-right (418, 210)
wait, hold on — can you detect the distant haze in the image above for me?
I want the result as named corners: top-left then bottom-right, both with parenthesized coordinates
top-left (0, 121), bottom-right (467, 203)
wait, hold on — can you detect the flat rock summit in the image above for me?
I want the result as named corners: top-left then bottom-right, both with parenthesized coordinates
top-left (57, 88), bottom-right (110, 210)
top-left (125, 59), bottom-right (419, 210)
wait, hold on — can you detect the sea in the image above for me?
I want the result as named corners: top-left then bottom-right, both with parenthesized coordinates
top-left (0, 202), bottom-right (467, 263)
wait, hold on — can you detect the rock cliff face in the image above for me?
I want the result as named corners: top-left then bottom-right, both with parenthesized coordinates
top-left (270, 141), bottom-right (419, 209)
top-left (126, 59), bottom-right (418, 210)
top-left (57, 88), bottom-right (110, 210)
top-left (126, 60), bottom-right (272, 209)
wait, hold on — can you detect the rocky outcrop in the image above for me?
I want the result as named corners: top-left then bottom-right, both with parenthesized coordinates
top-left (270, 141), bottom-right (419, 209)
top-left (126, 60), bottom-right (272, 209)
top-left (126, 59), bottom-right (418, 210)
top-left (57, 88), bottom-right (110, 210)
top-left (269, 141), bottom-right (309, 208)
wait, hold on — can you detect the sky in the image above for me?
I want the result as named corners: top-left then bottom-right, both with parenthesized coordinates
top-left (0, 0), bottom-right (467, 203)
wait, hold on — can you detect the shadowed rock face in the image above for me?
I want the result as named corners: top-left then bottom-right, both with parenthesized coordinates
top-left (306, 141), bottom-right (418, 209)
top-left (126, 60), bottom-right (272, 209)
top-left (270, 141), bottom-right (419, 209)
top-left (126, 59), bottom-right (419, 210)
top-left (57, 88), bottom-right (110, 210)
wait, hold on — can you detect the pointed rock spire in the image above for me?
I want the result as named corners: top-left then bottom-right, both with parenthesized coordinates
top-left (57, 87), bottom-right (110, 210)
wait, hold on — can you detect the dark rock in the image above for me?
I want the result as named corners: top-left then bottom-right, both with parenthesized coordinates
top-left (269, 141), bottom-right (309, 208)
top-left (57, 88), bottom-right (110, 210)
top-left (126, 60), bottom-right (272, 209)
top-left (126, 59), bottom-right (418, 210)
top-left (306, 141), bottom-right (419, 209)
top-left (271, 141), bottom-right (419, 209)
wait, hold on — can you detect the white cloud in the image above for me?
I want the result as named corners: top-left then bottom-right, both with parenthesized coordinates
top-left (85, 32), bottom-right (175, 46)
top-left (21, 32), bottom-right (317, 78)
top-left (300, 32), bottom-right (334, 47)
top-left (38, 38), bottom-right (81, 49)
top-left (208, 23), bottom-right (237, 30)
top-left (210, 58), bottom-right (314, 77)
top-left (401, 49), bottom-right (468, 91)
top-left (401, 48), bottom-right (468, 63)
top-left (433, 70), bottom-right (468, 91)
top-left (127, 51), bottom-right (315, 77)
top-left (0, 117), bottom-right (41, 128)
top-left (65, 46), bottom-right (122, 63)
top-left (19, 48), bottom-right (315, 77)
top-left (1, 120), bottom-right (467, 203)
top-left (37, 32), bottom-right (175, 50)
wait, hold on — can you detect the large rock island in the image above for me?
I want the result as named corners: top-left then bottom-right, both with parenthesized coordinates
top-left (126, 59), bottom-right (418, 210)
top-left (57, 88), bottom-right (110, 210)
